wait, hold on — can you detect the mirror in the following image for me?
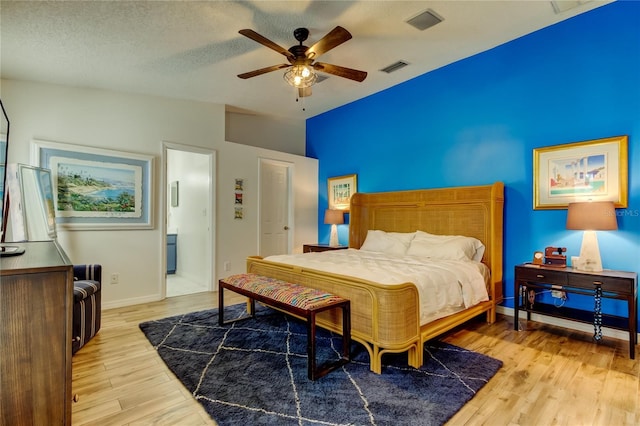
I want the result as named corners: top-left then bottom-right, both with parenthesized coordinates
top-left (19, 164), bottom-right (57, 241)
top-left (0, 99), bottom-right (9, 242)
top-left (0, 100), bottom-right (24, 256)
top-left (4, 164), bottom-right (57, 242)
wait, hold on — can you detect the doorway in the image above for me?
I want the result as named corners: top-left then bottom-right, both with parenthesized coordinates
top-left (259, 159), bottom-right (293, 256)
top-left (164, 143), bottom-right (216, 297)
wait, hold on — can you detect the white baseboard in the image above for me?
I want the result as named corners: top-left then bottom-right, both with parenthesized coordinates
top-left (497, 305), bottom-right (636, 342)
top-left (103, 294), bottom-right (162, 310)
top-left (101, 297), bottom-right (636, 343)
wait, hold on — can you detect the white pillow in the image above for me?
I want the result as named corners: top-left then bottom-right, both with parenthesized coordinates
top-left (359, 230), bottom-right (416, 255)
top-left (407, 230), bottom-right (485, 261)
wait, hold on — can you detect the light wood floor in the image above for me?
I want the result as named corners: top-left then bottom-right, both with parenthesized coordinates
top-left (72, 292), bottom-right (640, 425)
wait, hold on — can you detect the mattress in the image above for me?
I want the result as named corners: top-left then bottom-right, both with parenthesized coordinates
top-left (265, 249), bottom-right (490, 325)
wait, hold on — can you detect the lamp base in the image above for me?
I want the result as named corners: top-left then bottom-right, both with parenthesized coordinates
top-left (578, 230), bottom-right (603, 272)
top-left (329, 224), bottom-right (339, 247)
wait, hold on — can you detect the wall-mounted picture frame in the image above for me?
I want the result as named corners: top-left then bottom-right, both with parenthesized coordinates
top-left (32, 139), bottom-right (154, 230)
top-left (170, 181), bottom-right (179, 207)
top-left (234, 178), bottom-right (244, 219)
top-left (234, 207), bottom-right (243, 219)
top-left (533, 135), bottom-right (628, 209)
top-left (328, 174), bottom-right (357, 211)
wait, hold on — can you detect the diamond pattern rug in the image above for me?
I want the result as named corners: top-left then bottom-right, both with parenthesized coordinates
top-left (139, 303), bottom-right (502, 426)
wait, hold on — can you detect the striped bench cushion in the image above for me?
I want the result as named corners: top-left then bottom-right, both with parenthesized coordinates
top-left (222, 273), bottom-right (345, 311)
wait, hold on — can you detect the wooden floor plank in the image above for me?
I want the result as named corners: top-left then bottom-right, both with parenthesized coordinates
top-left (72, 291), bottom-right (639, 425)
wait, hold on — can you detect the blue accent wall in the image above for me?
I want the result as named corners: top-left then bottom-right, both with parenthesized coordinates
top-left (307, 1), bottom-right (640, 317)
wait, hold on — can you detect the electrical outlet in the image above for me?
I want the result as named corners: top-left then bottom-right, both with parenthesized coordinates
top-left (551, 290), bottom-right (566, 299)
top-left (110, 273), bottom-right (120, 285)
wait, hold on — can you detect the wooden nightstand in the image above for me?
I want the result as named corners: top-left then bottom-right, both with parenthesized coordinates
top-left (303, 244), bottom-right (348, 253)
top-left (514, 264), bottom-right (638, 358)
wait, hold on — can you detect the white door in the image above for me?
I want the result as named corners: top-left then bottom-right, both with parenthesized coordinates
top-left (259, 160), bottom-right (292, 257)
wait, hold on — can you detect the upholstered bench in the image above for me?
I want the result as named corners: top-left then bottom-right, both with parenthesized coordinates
top-left (219, 273), bottom-right (351, 380)
top-left (72, 264), bottom-right (102, 354)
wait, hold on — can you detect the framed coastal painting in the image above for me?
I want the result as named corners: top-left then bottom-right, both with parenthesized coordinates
top-left (533, 135), bottom-right (628, 209)
top-left (328, 174), bottom-right (357, 211)
top-left (32, 139), bottom-right (154, 229)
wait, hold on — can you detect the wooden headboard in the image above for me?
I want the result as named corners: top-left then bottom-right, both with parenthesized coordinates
top-left (349, 182), bottom-right (504, 302)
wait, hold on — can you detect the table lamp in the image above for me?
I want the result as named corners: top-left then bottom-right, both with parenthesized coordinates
top-left (566, 201), bottom-right (617, 272)
top-left (324, 209), bottom-right (344, 247)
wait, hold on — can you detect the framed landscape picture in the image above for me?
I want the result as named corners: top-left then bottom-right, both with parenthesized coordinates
top-left (32, 139), bottom-right (154, 229)
top-left (328, 174), bottom-right (357, 211)
top-left (533, 135), bottom-right (628, 209)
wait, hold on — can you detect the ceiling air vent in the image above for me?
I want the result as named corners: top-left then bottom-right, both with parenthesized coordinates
top-left (380, 61), bottom-right (409, 74)
top-left (406, 9), bottom-right (444, 31)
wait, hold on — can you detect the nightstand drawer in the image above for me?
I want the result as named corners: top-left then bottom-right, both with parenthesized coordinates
top-left (568, 274), bottom-right (632, 295)
top-left (514, 263), bottom-right (637, 359)
top-left (516, 267), bottom-right (568, 286)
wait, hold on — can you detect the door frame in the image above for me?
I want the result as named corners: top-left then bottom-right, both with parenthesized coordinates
top-left (162, 142), bottom-right (217, 297)
top-left (258, 158), bottom-right (294, 256)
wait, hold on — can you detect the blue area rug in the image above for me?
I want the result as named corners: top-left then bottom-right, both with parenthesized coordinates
top-left (139, 304), bottom-right (502, 426)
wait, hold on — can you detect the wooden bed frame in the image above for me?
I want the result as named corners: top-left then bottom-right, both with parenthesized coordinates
top-left (246, 182), bottom-right (504, 373)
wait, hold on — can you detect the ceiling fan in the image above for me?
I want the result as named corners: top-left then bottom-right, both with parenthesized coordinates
top-left (237, 26), bottom-right (367, 97)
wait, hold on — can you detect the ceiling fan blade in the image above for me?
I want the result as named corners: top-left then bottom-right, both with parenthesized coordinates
top-left (238, 64), bottom-right (291, 79)
top-left (298, 87), bottom-right (312, 98)
top-left (313, 62), bottom-right (367, 82)
top-left (306, 26), bottom-right (352, 58)
top-left (239, 29), bottom-right (295, 60)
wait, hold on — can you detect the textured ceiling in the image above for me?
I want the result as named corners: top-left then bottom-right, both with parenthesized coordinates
top-left (0, 1), bottom-right (612, 120)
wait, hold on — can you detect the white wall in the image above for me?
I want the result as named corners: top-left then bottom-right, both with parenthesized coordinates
top-left (217, 141), bottom-right (319, 262)
top-left (1, 79), bottom-right (318, 308)
top-left (226, 111), bottom-right (306, 156)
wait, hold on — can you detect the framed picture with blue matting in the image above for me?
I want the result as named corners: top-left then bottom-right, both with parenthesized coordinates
top-left (32, 139), bottom-right (154, 230)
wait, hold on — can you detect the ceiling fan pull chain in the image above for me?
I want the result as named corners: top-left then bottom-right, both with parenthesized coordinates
top-left (295, 91), bottom-right (306, 112)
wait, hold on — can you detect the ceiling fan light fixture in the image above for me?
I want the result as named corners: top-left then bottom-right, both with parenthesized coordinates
top-left (239, 26), bottom-right (365, 96)
top-left (283, 64), bottom-right (318, 88)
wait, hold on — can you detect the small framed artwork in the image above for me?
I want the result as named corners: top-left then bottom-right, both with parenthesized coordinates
top-left (328, 174), bottom-right (357, 211)
top-left (533, 135), bottom-right (628, 209)
top-left (170, 181), bottom-right (179, 207)
top-left (32, 139), bottom-right (154, 229)
top-left (234, 178), bottom-right (243, 218)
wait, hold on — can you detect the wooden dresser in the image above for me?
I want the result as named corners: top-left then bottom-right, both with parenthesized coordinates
top-left (0, 241), bottom-right (73, 425)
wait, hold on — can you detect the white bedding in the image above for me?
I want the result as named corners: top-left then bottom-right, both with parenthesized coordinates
top-left (265, 249), bottom-right (490, 325)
